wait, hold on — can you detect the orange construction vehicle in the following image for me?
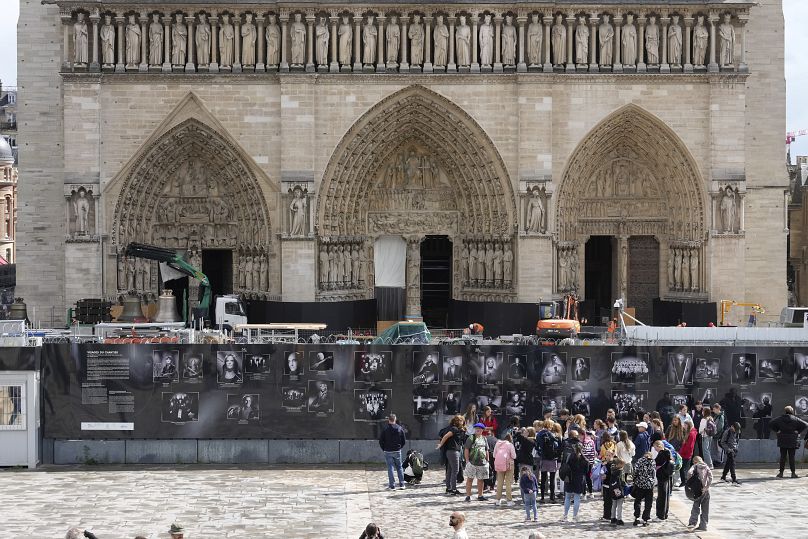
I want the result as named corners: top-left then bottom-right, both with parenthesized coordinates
top-left (536, 295), bottom-right (581, 343)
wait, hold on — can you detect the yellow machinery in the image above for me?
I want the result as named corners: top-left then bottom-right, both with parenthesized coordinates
top-left (719, 300), bottom-right (765, 326)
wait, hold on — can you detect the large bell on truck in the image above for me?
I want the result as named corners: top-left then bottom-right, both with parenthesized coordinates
top-left (117, 296), bottom-right (143, 322)
top-left (154, 290), bottom-right (182, 323)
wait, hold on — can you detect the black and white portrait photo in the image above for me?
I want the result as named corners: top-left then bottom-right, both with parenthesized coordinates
top-left (413, 352), bottom-right (440, 384)
top-left (508, 354), bottom-right (528, 380)
top-left (758, 358), bottom-right (783, 382)
top-left (308, 351), bottom-right (334, 372)
top-left (476, 353), bottom-right (504, 384)
top-left (226, 394), bottom-right (260, 421)
top-left (667, 352), bottom-right (695, 386)
top-left (281, 386), bottom-right (307, 412)
top-left (152, 350), bottom-right (179, 383)
top-left (795, 395), bottom-right (808, 416)
top-left (413, 386), bottom-right (439, 416)
top-left (307, 380), bottom-right (335, 413)
top-left (571, 357), bottom-right (591, 382)
top-left (611, 353), bottom-right (650, 384)
top-left (731, 353), bottom-right (757, 385)
top-left (161, 392), bottom-right (199, 423)
top-left (355, 388), bottom-right (392, 421)
top-left (473, 386), bottom-right (503, 412)
top-left (741, 392), bottom-right (773, 418)
top-left (612, 391), bottom-right (648, 421)
top-left (443, 388), bottom-right (462, 415)
top-left (283, 351), bottom-right (304, 380)
top-left (355, 351), bottom-right (393, 383)
top-left (541, 352), bottom-right (568, 385)
top-left (182, 353), bottom-right (203, 381)
top-left (217, 351), bottom-right (244, 385)
top-left (694, 357), bottom-right (720, 383)
top-left (571, 392), bottom-right (591, 417)
top-left (245, 354), bottom-right (270, 375)
top-left (795, 353), bottom-right (808, 386)
top-left (443, 356), bottom-right (463, 383)
top-left (698, 387), bottom-right (717, 405)
top-left (505, 390), bottom-right (527, 416)
top-left (542, 396), bottom-right (567, 418)
top-left (671, 393), bottom-right (693, 410)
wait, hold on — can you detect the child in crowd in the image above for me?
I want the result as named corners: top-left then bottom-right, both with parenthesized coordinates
top-left (607, 459), bottom-right (627, 525)
top-left (599, 432), bottom-right (616, 460)
top-left (520, 465), bottom-right (539, 522)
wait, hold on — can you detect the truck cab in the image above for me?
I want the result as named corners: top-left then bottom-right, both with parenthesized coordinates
top-left (779, 307), bottom-right (808, 328)
top-left (214, 295), bottom-right (248, 330)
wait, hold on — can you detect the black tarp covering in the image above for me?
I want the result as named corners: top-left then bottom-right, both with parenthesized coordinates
top-left (246, 299), bottom-right (377, 329)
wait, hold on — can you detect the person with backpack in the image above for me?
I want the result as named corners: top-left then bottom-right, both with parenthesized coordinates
top-left (514, 426), bottom-right (536, 477)
top-left (437, 415), bottom-right (466, 495)
top-left (519, 465), bottom-right (539, 522)
top-left (686, 456), bottom-right (713, 531)
top-left (607, 458), bottom-right (627, 525)
top-left (652, 440), bottom-right (674, 520)
top-left (699, 408), bottom-right (716, 468)
top-left (711, 404), bottom-right (726, 465)
top-left (378, 413), bottom-right (407, 490)
top-left (483, 427), bottom-right (498, 492)
top-left (560, 443), bottom-right (588, 522)
top-left (536, 420), bottom-right (561, 503)
top-left (493, 433), bottom-right (517, 506)
top-left (599, 454), bottom-right (614, 521)
top-left (770, 405), bottom-right (808, 478)
top-left (678, 419), bottom-right (697, 488)
top-left (631, 452), bottom-right (656, 527)
top-left (719, 422), bottom-right (741, 484)
top-left (463, 423), bottom-right (491, 502)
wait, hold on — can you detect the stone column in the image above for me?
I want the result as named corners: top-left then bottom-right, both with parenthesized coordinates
top-left (400, 16), bottom-right (409, 71)
top-left (162, 15), bottom-right (172, 72)
top-left (405, 236), bottom-right (423, 318)
top-left (588, 15), bottom-right (599, 72)
top-left (90, 11), bottom-right (100, 71)
top-left (139, 14), bottom-right (149, 72)
top-left (738, 15), bottom-right (748, 72)
top-left (617, 235), bottom-right (629, 302)
top-left (494, 15), bottom-right (503, 72)
top-left (115, 16), bottom-right (125, 73)
top-left (708, 13), bottom-right (719, 73)
top-left (352, 15), bottom-right (362, 71)
top-left (683, 16), bottom-right (694, 72)
top-left (62, 12), bottom-right (71, 71)
top-left (660, 16), bottom-right (670, 73)
top-left (278, 13), bottom-right (289, 72)
top-left (209, 15), bottom-right (219, 72)
top-left (565, 13), bottom-right (575, 72)
top-left (542, 15), bottom-right (553, 73)
top-left (423, 15), bottom-right (433, 72)
top-left (330, 15), bottom-right (340, 72)
top-left (448, 16), bottom-right (457, 73)
top-left (376, 15), bottom-right (386, 72)
top-left (233, 15), bottom-right (242, 72)
top-left (637, 15), bottom-right (647, 72)
top-left (613, 15), bottom-right (623, 73)
top-left (256, 15), bottom-right (266, 72)
top-left (517, 15), bottom-right (527, 72)
top-left (471, 13), bottom-right (480, 73)
top-left (0, 198), bottom-right (7, 237)
top-left (306, 14), bottom-right (315, 73)
top-left (185, 15), bottom-right (196, 72)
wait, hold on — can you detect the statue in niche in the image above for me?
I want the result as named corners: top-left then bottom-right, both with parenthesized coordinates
top-left (73, 190), bottom-right (91, 234)
top-left (336, 245), bottom-right (346, 285)
top-left (343, 245), bottom-right (353, 285)
top-left (237, 256), bottom-right (245, 288)
top-left (527, 14), bottom-right (542, 66)
top-left (118, 257), bottom-right (127, 290)
top-left (456, 16), bottom-right (471, 67)
top-left (245, 256), bottom-right (254, 290)
top-left (433, 15), bottom-right (449, 67)
top-left (475, 242), bottom-right (485, 282)
top-left (252, 256), bottom-right (261, 290)
top-left (468, 242), bottom-right (478, 282)
top-left (526, 190), bottom-right (545, 233)
top-left (460, 244), bottom-right (469, 283)
top-left (682, 250), bottom-right (691, 291)
top-left (693, 16), bottom-right (709, 66)
top-left (338, 15), bottom-right (352, 66)
top-left (219, 14), bottom-right (235, 68)
top-left (387, 16), bottom-right (400, 64)
top-left (599, 14), bottom-right (614, 66)
top-left (502, 16), bottom-right (517, 66)
top-left (288, 187), bottom-right (307, 236)
top-left (484, 243), bottom-right (494, 284)
top-left (645, 16), bottom-right (660, 65)
top-left (493, 243), bottom-right (504, 284)
top-left (551, 14), bottom-right (566, 65)
top-left (267, 15), bottom-right (281, 66)
top-left (172, 13), bottom-right (188, 66)
top-left (351, 245), bottom-right (361, 286)
top-left (359, 246), bottom-right (368, 284)
top-left (558, 250), bottom-right (568, 290)
top-left (241, 13), bottom-right (257, 67)
top-left (575, 16), bottom-right (589, 65)
top-left (125, 14), bottom-right (141, 67)
top-left (479, 14), bottom-right (494, 66)
top-left (668, 15), bottom-right (683, 66)
top-left (409, 15), bottom-right (425, 66)
top-left (622, 14), bottom-right (637, 66)
top-left (503, 244), bottom-right (513, 283)
top-left (720, 186), bottom-right (737, 233)
top-left (719, 14), bottom-right (735, 66)
top-left (319, 245), bottom-right (329, 285)
top-left (363, 16), bottom-right (377, 65)
top-left (196, 13), bottom-right (211, 66)
top-left (73, 13), bottom-right (89, 64)
top-left (101, 15), bottom-right (115, 65)
top-left (260, 256), bottom-right (268, 291)
top-left (149, 14), bottom-right (164, 65)
top-left (673, 248), bottom-right (682, 289)
top-left (690, 250), bottom-right (699, 291)
top-left (667, 250), bottom-right (675, 289)
top-left (290, 13), bottom-right (306, 66)
top-left (569, 250), bottom-right (578, 289)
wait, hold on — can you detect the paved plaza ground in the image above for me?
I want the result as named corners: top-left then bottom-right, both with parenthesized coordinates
top-left (0, 464), bottom-right (804, 538)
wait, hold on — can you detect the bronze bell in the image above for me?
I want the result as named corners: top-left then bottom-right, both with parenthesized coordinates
top-left (117, 296), bottom-right (144, 322)
top-left (154, 290), bottom-right (182, 323)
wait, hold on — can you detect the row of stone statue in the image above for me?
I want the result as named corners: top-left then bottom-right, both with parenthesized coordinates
top-left (318, 241), bottom-right (368, 290)
top-left (459, 240), bottom-right (514, 289)
top-left (557, 245), bottom-right (579, 293)
top-left (237, 253), bottom-right (271, 292)
top-left (68, 10), bottom-right (742, 73)
top-left (118, 256), bottom-right (152, 292)
top-left (668, 246), bottom-right (700, 293)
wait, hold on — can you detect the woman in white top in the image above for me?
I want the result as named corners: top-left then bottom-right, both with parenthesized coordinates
top-left (698, 408), bottom-right (714, 468)
top-left (464, 403), bottom-right (478, 436)
top-left (615, 430), bottom-right (636, 479)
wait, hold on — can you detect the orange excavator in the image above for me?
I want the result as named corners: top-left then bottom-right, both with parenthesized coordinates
top-left (535, 294), bottom-right (581, 343)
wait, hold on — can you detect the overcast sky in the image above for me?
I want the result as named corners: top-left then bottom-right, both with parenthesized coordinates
top-left (1, 1), bottom-right (807, 161)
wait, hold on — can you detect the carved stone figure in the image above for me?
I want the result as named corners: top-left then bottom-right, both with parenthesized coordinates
top-left (645, 16), bottom-right (660, 65)
top-left (682, 250), bottom-right (691, 291)
top-left (118, 257), bottom-right (127, 289)
top-left (101, 15), bottom-right (115, 65)
top-left (575, 16), bottom-right (589, 65)
top-left (290, 13), bottom-right (306, 65)
top-left (502, 16), bottom-right (517, 66)
top-left (668, 15), bottom-right (682, 66)
top-left (386, 16), bottom-right (400, 64)
top-left (468, 242), bottom-right (478, 282)
top-left (358, 245), bottom-right (368, 285)
top-left (527, 14), bottom-right (542, 66)
top-left (433, 15), bottom-right (449, 67)
top-left (289, 187), bottom-right (307, 236)
top-left (253, 255), bottom-right (261, 289)
top-left (363, 16), bottom-right (377, 65)
top-left (456, 16), bottom-right (471, 67)
top-left (558, 250), bottom-right (568, 290)
top-left (720, 186), bottom-right (737, 232)
top-left (335, 245), bottom-right (346, 285)
top-left (172, 13), bottom-right (188, 66)
top-left (484, 243), bottom-right (494, 284)
top-left (622, 14), bottom-right (637, 66)
top-left (503, 244), bottom-right (513, 283)
top-left (693, 16), bottom-right (709, 66)
top-left (149, 14), bottom-right (164, 65)
top-left (338, 16), bottom-right (352, 66)
top-left (125, 14), bottom-right (141, 67)
top-left (219, 14), bottom-right (234, 68)
top-left (240, 14), bottom-right (256, 66)
top-left (260, 256), bottom-right (268, 291)
top-left (526, 191), bottom-right (545, 233)
top-left (667, 250), bottom-right (675, 289)
top-left (552, 14), bottom-right (566, 65)
top-left (599, 14), bottom-right (614, 66)
top-left (719, 14), bottom-right (735, 66)
top-left (343, 245), bottom-right (353, 284)
top-left (319, 245), bottom-right (329, 285)
top-left (267, 15), bottom-right (281, 66)
top-left (569, 249), bottom-right (578, 290)
top-left (245, 256), bottom-right (254, 290)
top-left (493, 243), bottom-right (504, 283)
top-left (238, 256), bottom-right (246, 288)
top-left (475, 242), bottom-right (485, 282)
top-left (351, 245), bottom-right (361, 286)
top-left (673, 248), bottom-right (682, 289)
top-left (74, 13), bottom-right (89, 64)
top-left (73, 190), bottom-right (90, 234)
top-left (689, 250), bottom-right (699, 291)
top-left (479, 14), bottom-right (494, 66)
top-left (196, 14), bottom-right (211, 66)
top-left (460, 244), bottom-right (469, 282)
top-left (409, 15), bottom-right (425, 66)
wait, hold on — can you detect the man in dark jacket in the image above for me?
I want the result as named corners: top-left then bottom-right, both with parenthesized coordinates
top-left (770, 405), bottom-right (808, 478)
top-left (379, 413), bottom-right (407, 490)
top-left (633, 422), bottom-right (651, 463)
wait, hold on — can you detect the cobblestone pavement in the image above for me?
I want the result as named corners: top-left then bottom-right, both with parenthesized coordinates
top-left (0, 465), bottom-right (804, 538)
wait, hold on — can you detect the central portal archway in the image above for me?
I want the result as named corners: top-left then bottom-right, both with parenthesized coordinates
top-left (315, 86), bottom-right (518, 316)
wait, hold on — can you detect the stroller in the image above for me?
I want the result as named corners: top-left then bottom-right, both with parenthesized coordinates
top-left (403, 449), bottom-right (428, 484)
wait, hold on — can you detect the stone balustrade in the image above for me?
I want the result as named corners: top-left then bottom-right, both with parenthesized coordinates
top-left (58, 3), bottom-right (751, 75)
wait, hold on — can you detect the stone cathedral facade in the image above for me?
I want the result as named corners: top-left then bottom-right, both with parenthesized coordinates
top-left (17, 0), bottom-right (787, 325)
